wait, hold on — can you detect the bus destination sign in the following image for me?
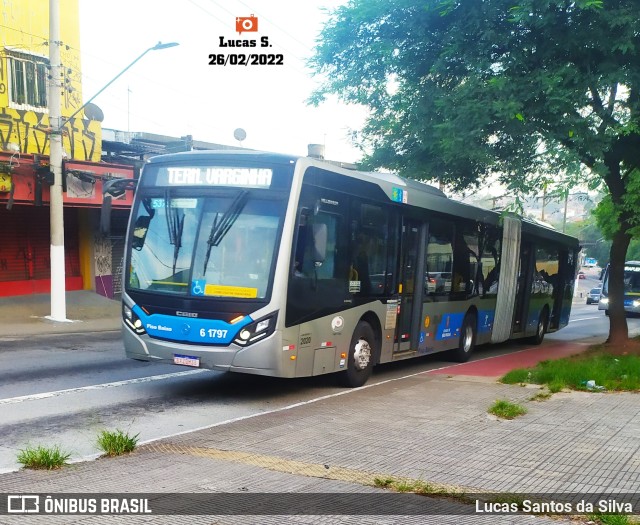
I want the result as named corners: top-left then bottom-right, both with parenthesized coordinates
top-left (163, 167), bottom-right (273, 188)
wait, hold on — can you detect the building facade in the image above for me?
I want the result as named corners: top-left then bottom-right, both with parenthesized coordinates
top-left (0, 0), bottom-right (134, 298)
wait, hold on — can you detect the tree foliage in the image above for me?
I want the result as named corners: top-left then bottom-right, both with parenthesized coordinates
top-left (310, 0), bottom-right (640, 343)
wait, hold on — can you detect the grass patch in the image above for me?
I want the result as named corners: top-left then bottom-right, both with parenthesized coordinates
top-left (372, 477), bottom-right (466, 500)
top-left (529, 390), bottom-right (552, 402)
top-left (96, 429), bottom-right (139, 457)
top-left (488, 399), bottom-right (528, 419)
top-left (590, 513), bottom-right (633, 525)
top-left (373, 477), bottom-right (394, 488)
top-left (17, 445), bottom-right (71, 470)
top-left (500, 349), bottom-right (640, 392)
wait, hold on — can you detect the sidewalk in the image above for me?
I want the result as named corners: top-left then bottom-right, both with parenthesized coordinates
top-left (0, 364), bottom-right (638, 523)
top-left (0, 291), bottom-right (120, 338)
top-left (0, 291), bottom-right (638, 523)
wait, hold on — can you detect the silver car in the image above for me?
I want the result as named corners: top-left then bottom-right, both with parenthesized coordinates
top-left (586, 287), bottom-right (601, 305)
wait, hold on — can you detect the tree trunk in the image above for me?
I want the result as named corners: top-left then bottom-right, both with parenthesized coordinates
top-left (607, 229), bottom-right (631, 345)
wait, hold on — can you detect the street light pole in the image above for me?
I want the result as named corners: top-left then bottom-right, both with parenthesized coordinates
top-left (62, 41), bottom-right (179, 126)
top-left (47, 0), bottom-right (178, 321)
top-left (48, 0), bottom-right (66, 322)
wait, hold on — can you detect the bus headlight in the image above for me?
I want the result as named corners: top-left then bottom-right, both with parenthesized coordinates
top-left (234, 313), bottom-right (277, 346)
top-left (123, 304), bottom-right (147, 335)
top-left (633, 300), bottom-right (640, 308)
top-left (600, 297), bottom-right (609, 305)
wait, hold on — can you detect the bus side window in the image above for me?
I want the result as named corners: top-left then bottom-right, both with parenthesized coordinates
top-left (292, 210), bottom-right (309, 277)
top-left (350, 203), bottom-right (389, 296)
top-left (425, 218), bottom-right (454, 297)
top-left (294, 210), bottom-right (339, 280)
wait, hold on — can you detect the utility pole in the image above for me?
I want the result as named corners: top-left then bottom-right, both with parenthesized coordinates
top-left (48, 0), bottom-right (68, 322)
top-left (46, 0), bottom-right (177, 322)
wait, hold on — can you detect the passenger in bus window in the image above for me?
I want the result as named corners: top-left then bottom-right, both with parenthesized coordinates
top-left (452, 235), bottom-right (473, 293)
top-left (485, 263), bottom-right (500, 295)
top-left (350, 233), bottom-right (371, 295)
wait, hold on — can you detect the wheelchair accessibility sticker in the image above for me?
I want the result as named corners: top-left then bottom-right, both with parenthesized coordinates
top-left (192, 280), bottom-right (206, 296)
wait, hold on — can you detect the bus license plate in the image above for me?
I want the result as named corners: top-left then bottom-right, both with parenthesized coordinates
top-left (174, 354), bottom-right (200, 367)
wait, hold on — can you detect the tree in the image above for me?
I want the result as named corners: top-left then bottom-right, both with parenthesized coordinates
top-left (310, 0), bottom-right (640, 345)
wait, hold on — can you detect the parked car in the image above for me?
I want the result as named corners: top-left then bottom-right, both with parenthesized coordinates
top-left (586, 287), bottom-right (601, 305)
top-left (578, 271), bottom-right (586, 279)
top-left (426, 272), bottom-right (452, 293)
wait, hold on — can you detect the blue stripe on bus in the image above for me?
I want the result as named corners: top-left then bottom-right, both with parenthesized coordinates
top-left (132, 305), bottom-right (252, 344)
top-left (477, 310), bottom-right (495, 334)
top-left (433, 310), bottom-right (495, 341)
top-left (435, 312), bottom-right (465, 341)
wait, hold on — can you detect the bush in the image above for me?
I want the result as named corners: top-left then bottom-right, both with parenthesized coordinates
top-left (17, 445), bottom-right (71, 470)
top-left (488, 400), bottom-right (528, 419)
top-left (97, 429), bottom-right (139, 457)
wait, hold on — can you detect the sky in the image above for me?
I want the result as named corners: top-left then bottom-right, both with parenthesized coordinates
top-left (78, 0), bottom-right (367, 164)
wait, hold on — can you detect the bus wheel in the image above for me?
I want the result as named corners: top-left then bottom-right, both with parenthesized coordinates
top-left (340, 321), bottom-right (376, 388)
top-left (448, 312), bottom-right (476, 363)
top-left (527, 308), bottom-right (548, 345)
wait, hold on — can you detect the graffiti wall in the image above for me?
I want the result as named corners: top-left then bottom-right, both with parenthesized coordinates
top-left (0, 109), bottom-right (102, 162)
top-left (1, 0), bottom-right (98, 161)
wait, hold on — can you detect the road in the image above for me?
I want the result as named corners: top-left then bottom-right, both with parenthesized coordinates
top-left (1, 272), bottom-right (638, 474)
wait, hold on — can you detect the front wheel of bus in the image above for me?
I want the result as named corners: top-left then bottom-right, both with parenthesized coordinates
top-left (340, 321), bottom-right (376, 388)
top-left (448, 312), bottom-right (476, 363)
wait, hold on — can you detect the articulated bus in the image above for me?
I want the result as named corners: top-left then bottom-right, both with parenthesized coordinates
top-left (599, 261), bottom-right (640, 315)
top-left (112, 150), bottom-right (579, 387)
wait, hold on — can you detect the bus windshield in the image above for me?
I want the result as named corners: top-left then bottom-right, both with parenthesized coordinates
top-left (127, 192), bottom-right (283, 299)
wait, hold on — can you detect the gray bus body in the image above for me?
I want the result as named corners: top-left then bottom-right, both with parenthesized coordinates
top-left (119, 150), bottom-right (580, 387)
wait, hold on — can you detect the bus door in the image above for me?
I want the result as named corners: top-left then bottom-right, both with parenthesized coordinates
top-left (395, 218), bottom-right (427, 353)
top-left (512, 240), bottom-right (534, 334)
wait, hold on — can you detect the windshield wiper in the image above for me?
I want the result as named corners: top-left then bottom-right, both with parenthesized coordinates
top-left (203, 190), bottom-right (249, 274)
top-left (165, 190), bottom-right (185, 276)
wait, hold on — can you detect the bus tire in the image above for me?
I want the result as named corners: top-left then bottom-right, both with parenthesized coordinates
top-left (340, 321), bottom-right (376, 388)
top-left (527, 307), bottom-right (548, 345)
top-left (448, 312), bottom-right (476, 363)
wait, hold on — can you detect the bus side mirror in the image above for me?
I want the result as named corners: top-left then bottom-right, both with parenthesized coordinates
top-left (100, 195), bottom-right (112, 236)
top-left (132, 215), bottom-right (151, 251)
top-left (312, 223), bottom-right (327, 264)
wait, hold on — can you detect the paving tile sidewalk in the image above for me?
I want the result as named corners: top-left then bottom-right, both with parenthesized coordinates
top-left (0, 370), bottom-right (638, 524)
top-left (0, 289), bottom-right (637, 523)
top-left (0, 291), bottom-right (120, 339)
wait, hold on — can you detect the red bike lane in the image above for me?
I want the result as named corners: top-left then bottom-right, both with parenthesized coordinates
top-left (428, 342), bottom-right (590, 377)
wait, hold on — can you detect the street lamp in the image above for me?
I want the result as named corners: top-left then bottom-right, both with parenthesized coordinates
top-left (48, 0), bottom-right (178, 321)
top-left (63, 41), bottom-right (179, 125)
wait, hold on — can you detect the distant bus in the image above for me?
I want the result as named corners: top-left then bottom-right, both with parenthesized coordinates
top-left (584, 257), bottom-right (597, 268)
top-left (110, 150), bottom-right (580, 387)
top-left (598, 261), bottom-right (640, 315)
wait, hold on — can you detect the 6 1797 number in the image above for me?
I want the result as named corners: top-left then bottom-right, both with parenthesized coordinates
top-left (200, 328), bottom-right (228, 339)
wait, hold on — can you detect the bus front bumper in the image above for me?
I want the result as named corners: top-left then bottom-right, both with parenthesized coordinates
top-left (122, 321), bottom-right (293, 377)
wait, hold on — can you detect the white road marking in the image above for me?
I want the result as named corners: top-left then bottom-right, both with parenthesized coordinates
top-left (0, 369), bottom-right (207, 405)
top-left (569, 316), bottom-right (605, 323)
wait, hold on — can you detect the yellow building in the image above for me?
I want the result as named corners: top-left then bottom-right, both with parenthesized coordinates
top-left (0, 0), bottom-right (102, 161)
top-left (0, 1), bottom-right (134, 299)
